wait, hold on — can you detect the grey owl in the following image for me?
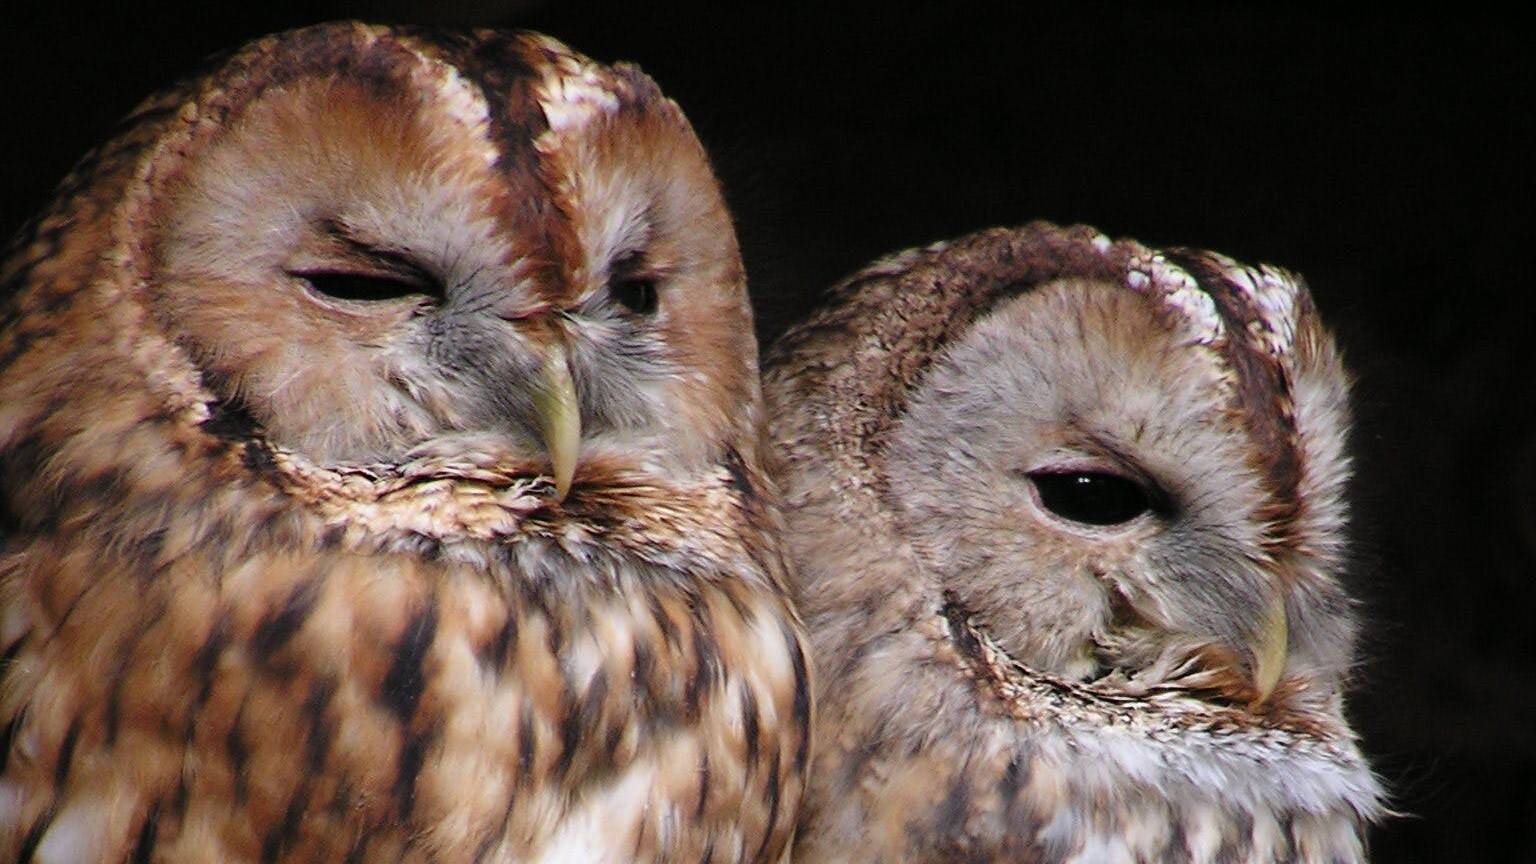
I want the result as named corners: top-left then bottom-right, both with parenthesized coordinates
top-left (0, 22), bottom-right (809, 863)
top-left (764, 222), bottom-right (1383, 862)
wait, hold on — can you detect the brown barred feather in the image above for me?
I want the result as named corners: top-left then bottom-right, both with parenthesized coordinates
top-left (0, 22), bottom-right (806, 863)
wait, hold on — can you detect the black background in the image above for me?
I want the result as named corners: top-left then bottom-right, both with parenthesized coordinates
top-left (3, 5), bottom-right (1531, 860)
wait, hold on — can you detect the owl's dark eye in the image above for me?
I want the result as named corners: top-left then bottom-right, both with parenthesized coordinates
top-left (294, 270), bottom-right (438, 303)
top-left (607, 251), bottom-right (660, 316)
top-left (609, 276), bottom-right (658, 316)
top-left (1029, 471), bottom-right (1155, 526)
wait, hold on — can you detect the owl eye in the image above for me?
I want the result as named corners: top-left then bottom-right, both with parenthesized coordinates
top-left (294, 270), bottom-right (439, 303)
top-left (609, 276), bottom-right (658, 316)
top-left (606, 251), bottom-right (660, 316)
top-left (1028, 470), bottom-right (1154, 526)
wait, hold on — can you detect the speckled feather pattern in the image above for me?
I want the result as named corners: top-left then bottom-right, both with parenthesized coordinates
top-left (765, 223), bottom-right (1382, 863)
top-left (0, 22), bottom-right (807, 863)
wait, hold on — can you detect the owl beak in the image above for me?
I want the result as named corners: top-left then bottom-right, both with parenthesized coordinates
top-left (534, 341), bottom-right (580, 500)
top-left (1249, 592), bottom-right (1289, 705)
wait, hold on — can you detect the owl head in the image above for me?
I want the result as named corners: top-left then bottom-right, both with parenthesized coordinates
top-left (1, 22), bottom-right (757, 511)
top-left (770, 221), bottom-right (1363, 724)
top-left (766, 222), bottom-right (1382, 860)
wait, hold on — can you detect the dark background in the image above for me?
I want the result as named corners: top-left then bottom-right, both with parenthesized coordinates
top-left (3, 5), bottom-right (1530, 861)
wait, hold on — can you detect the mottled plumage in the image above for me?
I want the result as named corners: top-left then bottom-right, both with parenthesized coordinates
top-left (0, 23), bottom-right (808, 863)
top-left (765, 223), bottom-right (1383, 862)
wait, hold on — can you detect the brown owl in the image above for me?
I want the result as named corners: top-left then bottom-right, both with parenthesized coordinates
top-left (0, 22), bottom-right (808, 863)
top-left (765, 223), bottom-right (1383, 862)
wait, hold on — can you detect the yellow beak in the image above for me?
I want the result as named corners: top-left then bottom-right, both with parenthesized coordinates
top-left (1250, 592), bottom-right (1289, 705)
top-left (533, 341), bottom-right (580, 501)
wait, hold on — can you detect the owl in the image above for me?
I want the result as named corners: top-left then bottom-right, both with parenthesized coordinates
top-left (764, 222), bottom-right (1384, 862)
top-left (0, 22), bottom-right (809, 863)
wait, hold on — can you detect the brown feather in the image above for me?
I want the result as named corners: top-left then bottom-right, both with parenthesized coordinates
top-left (1, 22), bottom-right (807, 863)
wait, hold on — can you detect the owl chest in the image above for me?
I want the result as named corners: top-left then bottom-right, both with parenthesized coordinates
top-left (225, 541), bottom-right (806, 860)
top-left (3, 532), bottom-right (808, 862)
top-left (830, 728), bottom-right (1369, 864)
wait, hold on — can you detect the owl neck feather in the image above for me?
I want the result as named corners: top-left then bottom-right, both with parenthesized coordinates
top-left (934, 599), bottom-right (1385, 825)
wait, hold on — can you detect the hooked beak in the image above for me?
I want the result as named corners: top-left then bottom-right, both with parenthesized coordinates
top-left (1249, 592), bottom-right (1289, 705)
top-left (533, 341), bottom-right (580, 501)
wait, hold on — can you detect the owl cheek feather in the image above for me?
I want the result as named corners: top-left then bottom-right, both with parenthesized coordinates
top-left (1108, 570), bottom-right (1292, 706)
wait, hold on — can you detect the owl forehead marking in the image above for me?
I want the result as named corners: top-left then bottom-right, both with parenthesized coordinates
top-left (393, 30), bottom-right (588, 295)
top-left (1128, 252), bottom-right (1225, 347)
top-left (1161, 251), bottom-right (1308, 543)
top-left (1246, 265), bottom-right (1304, 362)
top-left (407, 55), bottom-right (501, 170)
top-left (525, 43), bottom-right (645, 298)
top-left (533, 54), bottom-right (625, 135)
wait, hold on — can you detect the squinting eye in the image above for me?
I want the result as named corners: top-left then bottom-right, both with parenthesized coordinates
top-left (294, 270), bottom-right (437, 303)
top-left (1029, 471), bottom-right (1154, 526)
top-left (609, 276), bottom-right (658, 316)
